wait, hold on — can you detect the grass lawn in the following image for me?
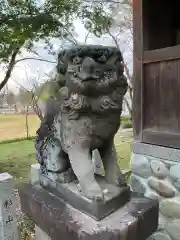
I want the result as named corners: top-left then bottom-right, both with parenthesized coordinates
top-left (0, 113), bottom-right (132, 181)
top-left (115, 129), bottom-right (132, 170)
top-left (0, 114), bottom-right (40, 141)
top-left (0, 140), bottom-right (36, 181)
top-left (0, 130), bottom-right (132, 182)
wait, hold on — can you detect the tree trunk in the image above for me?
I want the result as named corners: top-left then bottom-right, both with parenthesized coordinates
top-left (14, 104), bottom-right (18, 113)
top-left (0, 48), bottom-right (20, 91)
top-left (0, 48), bottom-right (56, 92)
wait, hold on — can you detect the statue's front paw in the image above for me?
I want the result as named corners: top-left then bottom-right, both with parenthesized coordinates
top-left (80, 182), bottom-right (104, 201)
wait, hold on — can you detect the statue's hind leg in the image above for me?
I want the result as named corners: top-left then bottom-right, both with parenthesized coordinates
top-left (99, 139), bottom-right (126, 187)
top-left (44, 138), bottom-right (71, 182)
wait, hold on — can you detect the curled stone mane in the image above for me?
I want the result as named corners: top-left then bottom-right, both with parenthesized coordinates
top-left (56, 45), bottom-right (128, 116)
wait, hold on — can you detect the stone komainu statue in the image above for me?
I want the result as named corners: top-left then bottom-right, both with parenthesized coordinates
top-left (35, 45), bottom-right (128, 200)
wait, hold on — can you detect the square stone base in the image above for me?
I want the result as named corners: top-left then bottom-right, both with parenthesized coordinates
top-left (18, 183), bottom-right (159, 240)
top-left (40, 173), bottom-right (130, 220)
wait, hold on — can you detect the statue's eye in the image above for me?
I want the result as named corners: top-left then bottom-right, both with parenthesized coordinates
top-left (73, 57), bottom-right (82, 64)
top-left (94, 69), bottom-right (101, 75)
top-left (106, 71), bottom-right (113, 78)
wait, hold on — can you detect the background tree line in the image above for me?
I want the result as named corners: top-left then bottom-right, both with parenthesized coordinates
top-left (0, 0), bottom-right (133, 118)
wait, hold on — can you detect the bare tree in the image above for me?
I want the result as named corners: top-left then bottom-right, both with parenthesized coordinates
top-left (15, 80), bottom-right (44, 118)
top-left (0, 51), bottom-right (56, 92)
top-left (11, 0), bottom-right (133, 120)
top-left (6, 91), bottom-right (16, 111)
top-left (14, 64), bottom-right (46, 138)
top-left (105, 0), bottom-right (133, 119)
top-left (107, 29), bottom-right (132, 118)
top-left (0, 86), bottom-right (8, 107)
top-left (62, 0), bottom-right (133, 118)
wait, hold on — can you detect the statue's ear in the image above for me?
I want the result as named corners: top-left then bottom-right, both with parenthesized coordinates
top-left (98, 54), bottom-right (107, 63)
top-left (106, 55), bottom-right (119, 65)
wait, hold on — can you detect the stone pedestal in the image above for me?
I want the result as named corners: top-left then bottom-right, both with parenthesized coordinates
top-left (0, 173), bottom-right (18, 240)
top-left (18, 164), bottom-right (159, 240)
top-left (131, 141), bottom-right (180, 240)
top-left (35, 225), bottom-right (51, 240)
top-left (19, 183), bottom-right (158, 240)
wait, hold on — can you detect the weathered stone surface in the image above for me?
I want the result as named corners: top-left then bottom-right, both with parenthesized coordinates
top-left (131, 149), bottom-right (180, 240)
top-left (145, 190), bottom-right (159, 200)
top-left (132, 141), bottom-right (180, 163)
top-left (0, 173), bottom-right (18, 240)
top-left (157, 213), bottom-right (166, 231)
top-left (150, 160), bottom-right (168, 179)
top-left (19, 183), bottom-right (159, 240)
top-left (92, 149), bottom-right (102, 175)
top-left (151, 232), bottom-right (171, 240)
top-left (35, 225), bottom-right (51, 240)
top-left (166, 220), bottom-right (180, 240)
top-left (131, 174), bottom-right (146, 194)
top-left (148, 177), bottom-right (175, 197)
top-left (160, 198), bottom-right (180, 218)
top-left (39, 173), bottom-right (130, 221)
top-left (31, 163), bottom-right (40, 185)
top-left (36, 45), bottom-right (128, 201)
top-left (173, 179), bottom-right (180, 191)
top-left (131, 154), bottom-right (152, 178)
top-left (169, 164), bottom-right (180, 181)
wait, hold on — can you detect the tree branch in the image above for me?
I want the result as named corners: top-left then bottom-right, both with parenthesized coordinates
top-left (0, 53), bottom-right (56, 92)
top-left (107, 30), bottom-right (133, 86)
top-left (15, 80), bottom-right (44, 120)
top-left (0, 48), bottom-right (20, 91)
top-left (85, 31), bottom-right (91, 43)
top-left (15, 57), bottom-right (56, 64)
top-left (107, 29), bottom-right (133, 117)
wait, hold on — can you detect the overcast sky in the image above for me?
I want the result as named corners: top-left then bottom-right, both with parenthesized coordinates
top-left (1, 18), bottom-right (132, 93)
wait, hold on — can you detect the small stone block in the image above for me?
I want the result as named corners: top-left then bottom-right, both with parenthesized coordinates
top-left (30, 164), bottom-right (40, 185)
top-left (18, 183), bottom-right (159, 240)
top-left (0, 173), bottom-right (18, 240)
top-left (0, 173), bottom-right (13, 182)
top-left (39, 173), bottom-right (130, 220)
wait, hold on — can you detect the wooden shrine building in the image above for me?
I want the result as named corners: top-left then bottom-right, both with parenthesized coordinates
top-left (132, 1), bottom-right (180, 237)
top-left (133, 0), bottom-right (180, 149)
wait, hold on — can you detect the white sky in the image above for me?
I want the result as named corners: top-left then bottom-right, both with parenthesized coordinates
top-left (1, 19), bottom-right (132, 93)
